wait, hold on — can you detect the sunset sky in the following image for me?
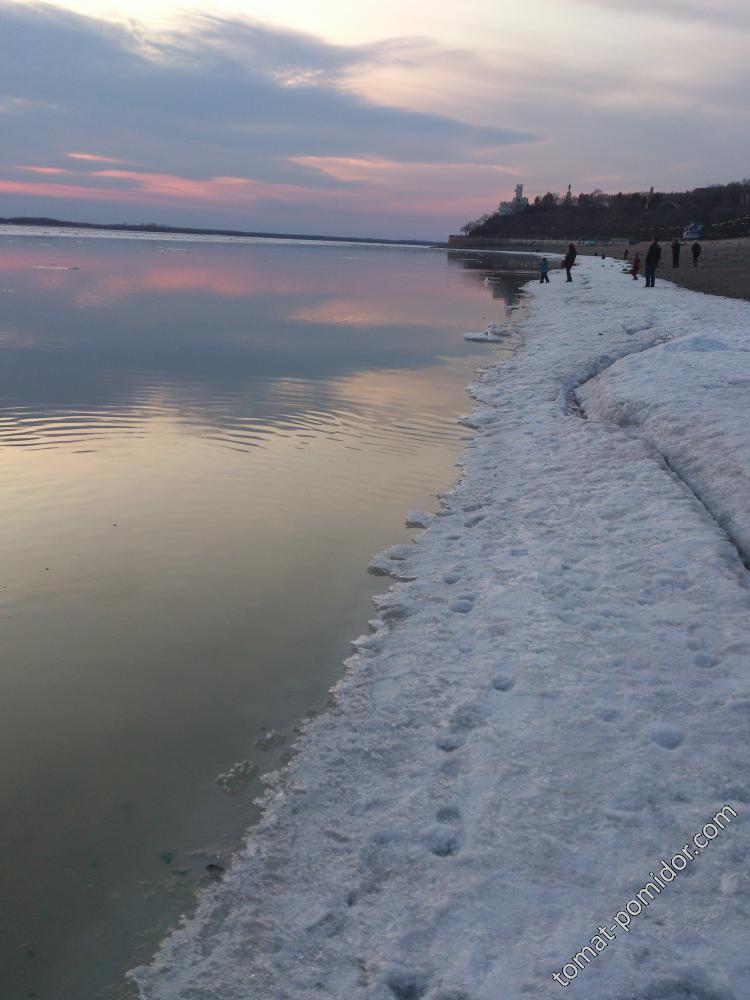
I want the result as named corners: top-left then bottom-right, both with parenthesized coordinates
top-left (1, 0), bottom-right (748, 238)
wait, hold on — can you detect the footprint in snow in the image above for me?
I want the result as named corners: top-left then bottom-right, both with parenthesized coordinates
top-left (381, 604), bottom-right (410, 622)
top-left (424, 826), bottom-right (460, 857)
top-left (650, 725), bottom-right (684, 750)
top-left (435, 805), bottom-right (461, 823)
top-left (443, 572), bottom-right (461, 584)
top-left (449, 702), bottom-right (483, 733)
top-left (385, 971), bottom-right (429, 1000)
top-left (451, 599), bottom-right (473, 614)
top-left (451, 592), bottom-right (475, 613)
top-left (492, 675), bottom-right (515, 692)
top-left (436, 734), bottom-right (461, 753)
top-left (694, 653), bottom-right (720, 669)
top-left (463, 513), bottom-right (485, 527)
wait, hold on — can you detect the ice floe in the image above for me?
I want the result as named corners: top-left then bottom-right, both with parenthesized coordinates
top-left (464, 322), bottom-right (513, 343)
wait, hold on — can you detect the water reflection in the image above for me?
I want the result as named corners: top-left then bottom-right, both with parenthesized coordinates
top-left (447, 249), bottom-right (541, 307)
top-left (0, 236), bottom-right (522, 451)
top-left (0, 231), bottom-right (526, 999)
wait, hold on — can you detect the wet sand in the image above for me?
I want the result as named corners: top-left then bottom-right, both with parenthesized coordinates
top-left (584, 237), bottom-right (750, 302)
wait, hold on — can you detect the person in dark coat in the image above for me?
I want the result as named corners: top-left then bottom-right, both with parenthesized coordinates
top-left (562, 243), bottom-right (577, 282)
top-left (630, 252), bottom-right (641, 280)
top-left (691, 241), bottom-right (702, 267)
top-left (644, 238), bottom-right (661, 287)
top-left (539, 257), bottom-right (550, 283)
top-left (671, 239), bottom-right (681, 268)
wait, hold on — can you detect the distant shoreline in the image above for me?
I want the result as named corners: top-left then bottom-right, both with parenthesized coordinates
top-left (0, 216), bottom-right (444, 249)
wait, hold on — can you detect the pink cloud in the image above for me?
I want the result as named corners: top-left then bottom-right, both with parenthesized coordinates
top-left (92, 170), bottom-right (266, 202)
top-left (0, 169), bottom-right (331, 209)
top-left (67, 152), bottom-right (124, 163)
top-left (0, 178), bottom-right (139, 202)
top-left (291, 155), bottom-right (524, 218)
top-left (17, 165), bottom-right (74, 175)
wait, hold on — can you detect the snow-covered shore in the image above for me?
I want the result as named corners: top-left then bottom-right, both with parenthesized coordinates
top-left (132, 258), bottom-right (750, 1000)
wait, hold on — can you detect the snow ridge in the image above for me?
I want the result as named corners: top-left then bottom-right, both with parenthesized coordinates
top-left (131, 259), bottom-right (750, 1000)
top-left (578, 322), bottom-right (750, 570)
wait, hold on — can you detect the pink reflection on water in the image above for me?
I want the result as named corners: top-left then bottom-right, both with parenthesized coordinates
top-left (0, 238), bottom-right (499, 330)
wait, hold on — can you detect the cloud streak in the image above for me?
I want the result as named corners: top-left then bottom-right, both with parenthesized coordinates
top-left (0, 3), bottom-right (538, 236)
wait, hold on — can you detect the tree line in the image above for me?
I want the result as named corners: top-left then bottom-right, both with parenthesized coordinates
top-left (461, 181), bottom-right (750, 241)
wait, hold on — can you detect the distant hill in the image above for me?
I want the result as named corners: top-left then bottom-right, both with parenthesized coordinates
top-left (458, 181), bottom-right (750, 242)
top-left (0, 216), bottom-right (441, 248)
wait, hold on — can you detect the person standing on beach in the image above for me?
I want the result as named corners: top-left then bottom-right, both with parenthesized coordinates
top-left (630, 252), bottom-right (641, 280)
top-left (562, 243), bottom-right (577, 282)
top-left (644, 238), bottom-right (661, 287)
top-left (692, 241), bottom-right (702, 267)
top-left (539, 258), bottom-right (550, 283)
top-left (671, 239), bottom-right (681, 268)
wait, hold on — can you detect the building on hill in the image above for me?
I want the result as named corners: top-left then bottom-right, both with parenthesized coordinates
top-left (498, 184), bottom-right (529, 216)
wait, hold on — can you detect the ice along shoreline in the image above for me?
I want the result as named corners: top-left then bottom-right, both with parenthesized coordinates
top-left (132, 256), bottom-right (750, 1000)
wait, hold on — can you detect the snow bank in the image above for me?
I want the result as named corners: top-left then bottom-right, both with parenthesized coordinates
top-left (578, 317), bottom-right (750, 563)
top-left (131, 260), bottom-right (750, 1000)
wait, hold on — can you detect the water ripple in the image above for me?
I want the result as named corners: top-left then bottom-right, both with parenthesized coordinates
top-left (0, 373), bottom-right (471, 455)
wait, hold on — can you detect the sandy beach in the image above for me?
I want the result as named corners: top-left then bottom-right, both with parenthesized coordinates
top-left (585, 236), bottom-right (750, 302)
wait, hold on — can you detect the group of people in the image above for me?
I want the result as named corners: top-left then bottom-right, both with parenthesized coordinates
top-left (539, 244), bottom-right (577, 283)
top-left (538, 238), bottom-right (703, 287)
top-left (628, 238), bottom-right (702, 286)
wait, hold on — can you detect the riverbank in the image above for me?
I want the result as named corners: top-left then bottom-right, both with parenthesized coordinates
top-left (132, 258), bottom-right (750, 1000)
top-left (586, 236), bottom-right (750, 302)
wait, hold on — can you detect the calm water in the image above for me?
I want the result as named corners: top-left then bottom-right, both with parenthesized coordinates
top-left (0, 229), bottom-right (530, 998)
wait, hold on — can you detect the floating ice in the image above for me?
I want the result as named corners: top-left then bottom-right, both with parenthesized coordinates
top-left (215, 760), bottom-right (258, 795)
top-left (254, 729), bottom-right (285, 751)
top-left (463, 322), bottom-right (511, 343)
top-left (367, 544), bottom-right (415, 578)
top-left (405, 511), bottom-right (434, 528)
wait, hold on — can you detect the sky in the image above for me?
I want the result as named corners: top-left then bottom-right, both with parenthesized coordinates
top-left (0, 0), bottom-right (748, 239)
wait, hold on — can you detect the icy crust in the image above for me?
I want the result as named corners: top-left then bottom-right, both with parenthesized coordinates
top-left (131, 260), bottom-right (750, 1000)
top-left (578, 321), bottom-right (750, 563)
